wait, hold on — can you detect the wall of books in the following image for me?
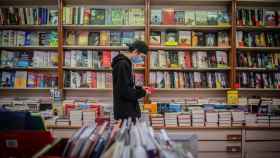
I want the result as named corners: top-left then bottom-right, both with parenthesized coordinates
top-left (0, 0), bottom-right (280, 100)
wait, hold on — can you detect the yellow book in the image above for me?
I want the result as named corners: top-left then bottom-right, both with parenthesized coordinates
top-left (14, 71), bottom-right (27, 88)
top-left (77, 31), bottom-right (89, 45)
top-left (100, 31), bottom-right (109, 46)
top-left (227, 90), bottom-right (239, 105)
top-left (144, 103), bottom-right (157, 114)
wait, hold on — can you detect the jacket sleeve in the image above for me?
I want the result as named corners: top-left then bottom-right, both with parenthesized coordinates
top-left (117, 62), bottom-right (146, 101)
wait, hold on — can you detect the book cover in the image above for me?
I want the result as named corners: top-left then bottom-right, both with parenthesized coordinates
top-left (236, 31), bottom-right (244, 47)
top-left (264, 10), bottom-right (276, 26)
top-left (196, 51), bottom-right (208, 68)
top-left (163, 8), bottom-right (175, 25)
top-left (16, 31), bottom-right (25, 46)
top-left (70, 71), bottom-right (81, 88)
top-left (77, 31), bottom-right (89, 46)
top-left (83, 8), bottom-right (91, 25)
top-left (100, 31), bottom-right (109, 46)
top-left (134, 31), bottom-right (145, 41)
top-left (175, 10), bottom-right (185, 25)
top-left (156, 71), bottom-right (165, 88)
top-left (169, 51), bottom-right (179, 68)
top-left (110, 31), bottom-right (121, 46)
top-left (65, 31), bottom-right (76, 45)
top-left (192, 52), bottom-right (197, 68)
top-left (27, 71), bottom-right (36, 88)
top-left (217, 10), bottom-right (230, 25)
top-left (194, 72), bottom-right (202, 88)
top-left (207, 10), bottom-right (218, 25)
top-left (128, 8), bottom-right (144, 25)
top-left (151, 9), bottom-right (162, 25)
top-left (178, 51), bottom-right (185, 68)
top-left (178, 31), bottom-right (191, 46)
top-left (150, 31), bottom-right (161, 45)
top-left (90, 8), bottom-right (105, 25)
top-left (105, 8), bottom-right (112, 25)
top-left (123, 9), bottom-right (129, 25)
top-left (197, 32), bottom-right (205, 46)
top-left (134, 72), bottom-right (144, 86)
top-left (122, 32), bottom-right (134, 45)
top-left (64, 51), bottom-right (71, 67)
top-left (205, 33), bottom-right (216, 47)
top-left (195, 11), bottom-right (208, 25)
top-left (92, 51), bottom-right (101, 69)
top-left (150, 51), bottom-right (159, 68)
top-left (159, 50), bottom-right (168, 68)
top-left (105, 72), bottom-right (112, 88)
top-left (216, 51), bottom-right (228, 68)
top-left (208, 52), bottom-right (217, 68)
top-left (149, 72), bottom-right (156, 88)
top-left (184, 51), bottom-right (192, 68)
top-left (185, 10), bottom-right (195, 25)
top-left (49, 9), bottom-right (58, 25)
top-left (1, 71), bottom-right (13, 87)
top-left (88, 32), bottom-right (100, 46)
top-left (14, 71), bottom-right (27, 88)
top-left (191, 31), bottom-right (198, 47)
top-left (102, 51), bottom-right (111, 68)
top-left (1, 50), bottom-right (15, 67)
top-left (30, 32), bottom-right (39, 46)
top-left (91, 72), bottom-right (97, 88)
top-left (218, 32), bottom-right (229, 47)
top-left (24, 31), bottom-right (31, 46)
top-left (165, 31), bottom-right (178, 46)
top-left (111, 8), bottom-right (123, 25)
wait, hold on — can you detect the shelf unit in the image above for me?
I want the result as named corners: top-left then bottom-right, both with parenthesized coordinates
top-left (0, 0), bottom-right (280, 98)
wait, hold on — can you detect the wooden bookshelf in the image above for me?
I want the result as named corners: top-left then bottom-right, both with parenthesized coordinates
top-left (0, 46), bottom-right (58, 50)
top-left (150, 25), bottom-right (232, 30)
top-left (62, 45), bottom-right (128, 50)
top-left (150, 67), bottom-right (231, 71)
top-left (0, 67), bottom-right (57, 70)
top-left (0, 25), bottom-right (57, 30)
top-left (237, 26), bottom-right (280, 31)
top-left (63, 25), bottom-right (145, 30)
top-left (236, 67), bottom-right (279, 71)
top-left (149, 46), bottom-right (231, 51)
top-left (236, 47), bottom-right (280, 51)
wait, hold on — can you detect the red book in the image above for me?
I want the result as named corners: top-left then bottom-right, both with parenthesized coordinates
top-left (83, 8), bottom-right (91, 24)
top-left (91, 72), bottom-right (97, 88)
top-left (163, 8), bottom-right (175, 25)
top-left (184, 51), bottom-right (192, 68)
top-left (102, 51), bottom-right (111, 68)
top-left (105, 72), bottom-right (112, 88)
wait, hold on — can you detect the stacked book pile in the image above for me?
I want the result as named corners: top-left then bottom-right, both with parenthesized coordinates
top-left (191, 109), bottom-right (205, 127)
top-left (205, 111), bottom-right (218, 127)
top-left (141, 110), bottom-right (151, 125)
top-left (256, 115), bottom-right (269, 127)
top-left (55, 118), bottom-right (70, 126)
top-left (219, 111), bottom-right (232, 127)
top-left (70, 110), bottom-right (83, 126)
top-left (272, 98), bottom-right (280, 106)
top-left (248, 98), bottom-right (260, 106)
top-left (177, 112), bottom-right (192, 127)
top-left (270, 116), bottom-right (280, 127)
top-left (245, 113), bottom-right (257, 126)
top-left (150, 114), bottom-right (164, 127)
top-left (232, 111), bottom-right (245, 127)
top-left (164, 112), bottom-right (178, 127)
top-left (82, 110), bottom-right (96, 125)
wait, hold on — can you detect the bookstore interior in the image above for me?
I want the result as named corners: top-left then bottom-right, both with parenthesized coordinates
top-left (1, 0), bottom-right (280, 157)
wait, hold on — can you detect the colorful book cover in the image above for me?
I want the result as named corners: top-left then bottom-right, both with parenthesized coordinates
top-left (159, 50), bottom-right (167, 68)
top-left (218, 32), bottom-right (229, 47)
top-left (185, 10), bottom-right (195, 25)
top-left (100, 31), bottom-right (109, 46)
top-left (177, 51), bottom-right (185, 68)
top-left (264, 10), bottom-right (276, 26)
top-left (151, 9), bottom-right (162, 25)
top-left (64, 51), bottom-right (71, 67)
top-left (163, 8), bottom-right (175, 25)
top-left (70, 71), bottom-right (81, 88)
top-left (184, 51), bottom-right (192, 68)
top-left (16, 31), bottom-right (25, 46)
top-left (49, 9), bottom-right (58, 25)
top-left (236, 31), bottom-right (244, 47)
top-left (207, 10), bottom-right (218, 25)
top-left (77, 31), bottom-right (89, 46)
top-left (217, 10), bottom-right (230, 26)
top-left (208, 52), bottom-right (217, 68)
top-left (1, 50), bottom-right (15, 67)
top-left (216, 51), bottom-right (228, 68)
top-left (102, 51), bottom-right (111, 68)
top-left (196, 51), bottom-right (208, 68)
top-left (91, 72), bottom-right (97, 88)
top-left (194, 72), bottom-right (202, 88)
top-left (122, 32), bottom-right (134, 45)
top-left (27, 71), bottom-right (36, 88)
top-left (150, 31), bottom-right (161, 45)
top-left (110, 31), bottom-right (121, 46)
top-left (83, 8), bottom-right (91, 25)
top-left (196, 32), bottom-right (205, 46)
top-left (24, 31), bottom-right (31, 46)
top-left (88, 32), bottom-right (100, 46)
top-left (14, 71), bottom-right (27, 88)
top-left (191, 31), bottom-right (198, 47)
top-left (205, 33), bottom-right (216, 47)
top-left (129, 8), bottom-right (144, 25)
top-left (65, 31), bottom-right (76, 45)
top-left (165, 31), bottom-right (178, 46)
top-left (1, 71), bottom-right (13, 87)
top-left (111, 8), bottom-right (123, 25)
top-left (150, 51), bottom-right (159, 68)
top-left (91, 8), bottom-right (105, 25)
top-left (105, 72), bottom-right (112, 88)
top-left (175, 10), bottom-right (185, 24)
top-left (169, 51), bottom-right (179, 68)
top-left (134, 31), bottom-right (145, 41)
top-left (156, 71), bottom-right (165, 88)
top-left (178, 31), bottom-right (191, 46)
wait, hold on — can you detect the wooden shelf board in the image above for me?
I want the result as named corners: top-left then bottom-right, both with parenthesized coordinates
top-left (0, 0), bottom-right (58, 5)
top-left (63, 88), bottom-right (112, 90)
top-left (154, 88), bottom-right (230, 91)
top-left (0, 25), bottom-right (57, 30)
top-left (237, 47), bottom-right (280, 51)
top-left (0, 67), bottom-right (57, 70)
top-left (238, 88), bottom-right (280, 91)
top-left (151, 25), bottom-right (231, 30)
top-left (0, 88), bottom-right (52, 90)
top-left (64, 0), bottom-right (145, 5)
top-left (150, 67), bottom-right (231, 71)
top-left (236, 67), bottom-right (279, 71)
top-left (63, 45), bottom-right (128, 50)
top-left (150, 0), bottom-right (232, 5)
top-left (0, 46), bottom-right (58, 50)
top-left (149, 46), bottom-right (231, 50)
top-left (63, 67), bottom-right (144, 71)
top-left (237, 26), bottom-right (280, 31)
top-left (63, 25), bottom-right (145, 30)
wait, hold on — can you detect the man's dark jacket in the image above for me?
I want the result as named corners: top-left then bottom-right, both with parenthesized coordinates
top-left (112, 54), bottom-right (146, 120)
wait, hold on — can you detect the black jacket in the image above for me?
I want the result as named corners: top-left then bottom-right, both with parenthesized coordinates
top-left (112, 54), bottom-right (146, 120)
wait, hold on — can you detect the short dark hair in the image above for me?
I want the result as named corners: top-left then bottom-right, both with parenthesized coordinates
top-left (127, 40), bottom-right (148, 55)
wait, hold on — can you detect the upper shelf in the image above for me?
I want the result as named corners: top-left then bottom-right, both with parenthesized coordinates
top-left (63, 45), bottom-right (128, 50)
top-left (149, 46), bottom-right (231, 51)
top-left (63, 25), bottom-right (145, 30)
top-left (150, 0), bottom-right (232, 6)
top-left (0, 0), bottom-right (58, 6)
top-left (237, 26), bottom-right (280, 31)
top-left (0, 25), bottom-right (57, 30)
top-left (150, 25), bottom-right (232, 31)
top-left (64, 0), bottom-right (145, 5)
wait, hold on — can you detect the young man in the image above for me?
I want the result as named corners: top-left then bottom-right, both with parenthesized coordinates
top-left (111, 40), bottom-right (149, 120)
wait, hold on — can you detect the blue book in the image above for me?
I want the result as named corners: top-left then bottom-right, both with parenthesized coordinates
top-left (24, 32), bottom-right (31, 46)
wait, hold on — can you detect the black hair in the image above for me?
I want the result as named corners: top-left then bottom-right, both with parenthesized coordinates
top-left (127, 40), bottom-right (148, 55)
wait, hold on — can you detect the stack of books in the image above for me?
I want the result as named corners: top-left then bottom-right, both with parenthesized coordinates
top-left (55, 118), bottom-right (71, 126)
top-left (150, 114), bottom-right (164, 127)
top-left (177, 112), bottom-right (192, 127)
top-left (245, 113), bottom-right (257, 126)
top-left (273, 98), bottom-right (280, 106)
top-left (70, 110), bottom-right (83, 126)
top-left (141, 110), bottom-right (151, 125)
top-left (164, 112), bottom-right (178, 127)
top-left (256, 115), bottom-right (269, 127)
top-left (232, 111), bottom-right (245, 127)
top-left (248, 98), bottom-right (260, 105)
top-left (219, 111), bottom-right (232, 127)
top-left (270, 116), bottom-right (280, 127)
top-left (82, 110), bottom-right (96, 125)
top-left (205, 111), bottom-right (218, 127)
top-left (191, 109), bottom-right (205, 127)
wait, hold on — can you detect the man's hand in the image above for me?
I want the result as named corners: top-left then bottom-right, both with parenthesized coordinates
top-left (143, 86), bottom-right (154, 95)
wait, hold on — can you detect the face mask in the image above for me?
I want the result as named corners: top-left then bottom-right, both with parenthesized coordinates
top-left (131, 55), bottom-right (144, 64)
